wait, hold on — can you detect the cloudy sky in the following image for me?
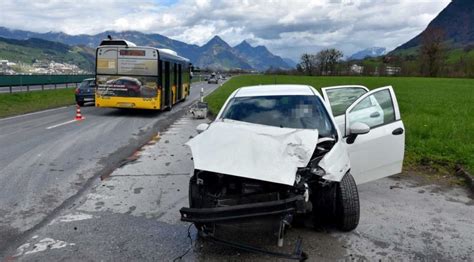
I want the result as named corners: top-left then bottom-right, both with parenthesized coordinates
top-left (1, 0), bottom-right (451, 60)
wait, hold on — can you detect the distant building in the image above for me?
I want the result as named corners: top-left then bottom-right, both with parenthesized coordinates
top-left (0, 59), bottom-right (17, 75)
top-left (0, 60), bottom-right (7, 72)
top-left (32, 60), bottom-right (49, 69)
top-left (30, 60), bottom-right (87, 74)
top-left (350, 64), bottom-right (364, 74)
top-left (385, 66), bottom-right (401, 76)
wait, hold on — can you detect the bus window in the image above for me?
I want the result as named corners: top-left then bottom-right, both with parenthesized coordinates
top-left (158, 60), bottom-right (163, 107)
top-left (172, 63), bottom-right (177, 103)
top-left (178, 64), bottom-right (182, 100)
top-left (164, 61), bottom-right (171, 107)
top-left (97, 48), bottom-right (118, 75)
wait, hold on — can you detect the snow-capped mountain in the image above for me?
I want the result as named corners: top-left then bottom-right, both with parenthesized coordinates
top-left (349, 47), bottom-right (386, 60)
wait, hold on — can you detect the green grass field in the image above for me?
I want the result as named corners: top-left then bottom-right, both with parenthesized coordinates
top-left (205, 75), bottom-right (474, 175)
top-left (0, 88), bottom-right (76, 118)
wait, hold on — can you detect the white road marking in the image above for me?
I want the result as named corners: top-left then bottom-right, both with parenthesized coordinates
top-left (14, 243), bottom-right (31, 257)
top-left (0, 106), bottom-right (68, 122)
top-left (50, 212), bottom-right (94, 224)
top-left (46, 119), bottom-right (78, 130)
top-left (174, 120), bottom-right (192, 124)
top-left (14, 238), bottom-right (75, 257)
top-left (24, 238), bottom-right (75, 255)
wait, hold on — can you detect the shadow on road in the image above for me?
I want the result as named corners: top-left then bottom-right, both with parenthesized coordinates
top-left (83, 107), bottom-right (164, 118)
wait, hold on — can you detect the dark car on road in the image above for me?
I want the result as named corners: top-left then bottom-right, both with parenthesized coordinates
top-left (207, 75), bottom-right (219, 84)
top-left (75, 78), bottom-right (96, 106)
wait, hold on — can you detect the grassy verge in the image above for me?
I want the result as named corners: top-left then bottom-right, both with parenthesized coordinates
top-left (205, 75), bottom-right (474, 175)
top-left (0, 89), bottom-right (76, 118)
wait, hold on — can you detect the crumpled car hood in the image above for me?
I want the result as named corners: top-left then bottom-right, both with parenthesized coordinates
top-left (186, 120), bottom-right (319, 186)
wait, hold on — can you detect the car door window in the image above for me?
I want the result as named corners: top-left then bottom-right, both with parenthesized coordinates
top-left (321, 86), bottom-right (369, 117)
top-left (346, 87), bottom-right (397, 135)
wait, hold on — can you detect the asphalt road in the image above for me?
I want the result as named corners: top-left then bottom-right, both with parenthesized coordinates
top-left (0, 81), bottom-right (220, 255)
top-left (2, 111), bottom-right (473, 261)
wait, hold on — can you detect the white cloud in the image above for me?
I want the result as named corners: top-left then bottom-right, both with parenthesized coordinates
top-left (0, 0), bottom-right (451, 60)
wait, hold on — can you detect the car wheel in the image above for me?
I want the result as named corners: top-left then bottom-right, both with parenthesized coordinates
top-left (335, 172), bottom-right (360, 231)
top-left (77, 101), bottom-right (84, 107)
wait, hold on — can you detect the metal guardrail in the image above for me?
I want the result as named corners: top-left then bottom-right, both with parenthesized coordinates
top-left (0, 74), bottom-right (95, 93)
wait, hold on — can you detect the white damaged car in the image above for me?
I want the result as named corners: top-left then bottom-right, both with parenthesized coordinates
top-left (180, 84), bottom-right (404, 239)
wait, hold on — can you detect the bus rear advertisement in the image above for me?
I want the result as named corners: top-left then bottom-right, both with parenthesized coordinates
top-left (95, 39), bottom-right (191, 110)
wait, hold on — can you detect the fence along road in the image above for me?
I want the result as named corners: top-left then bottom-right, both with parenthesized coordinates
top-left (0, 74), bottom-right (94, 93)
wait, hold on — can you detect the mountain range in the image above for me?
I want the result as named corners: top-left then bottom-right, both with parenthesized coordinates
top-left (349, 47), bottom-right (386, 60)
top-left (392, 0), bottom-right (474, 52)
top-left (0, 36), bottom-right (95, 71)
top-left (0, 27), bottom-right (292, 71)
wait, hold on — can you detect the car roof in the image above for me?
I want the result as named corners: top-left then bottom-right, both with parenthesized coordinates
top-left (116, 76), bottom-right (139, 81)
top-left (234, 84), bottom-right (317, 97)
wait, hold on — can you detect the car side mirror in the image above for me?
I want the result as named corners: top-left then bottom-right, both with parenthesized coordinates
top-left (196, 123), bottom-right (209, 134)
top-left (347, 122), bottom-right (370, 144)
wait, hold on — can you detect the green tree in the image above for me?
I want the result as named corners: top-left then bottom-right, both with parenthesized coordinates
top-left (297, 53), bottom-right (317, 76)
top-left (316, 48), bottom-right (344, 75)
top-left (419, 27), bottom-right (446, 77)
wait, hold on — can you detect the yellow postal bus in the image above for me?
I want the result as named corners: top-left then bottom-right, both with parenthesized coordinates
top-left (95, 39), bottom-right (191, 110)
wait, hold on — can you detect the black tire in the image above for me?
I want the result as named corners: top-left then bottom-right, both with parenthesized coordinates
top-left (77, 101), bottom-right (84, 107)
top-left (165, 102), bottom-right (173, 111)
top-left (335, 173), bottom-right (360, 231)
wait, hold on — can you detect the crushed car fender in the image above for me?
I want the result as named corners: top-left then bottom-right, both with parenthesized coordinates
top-left (186, 120), bottom-right (319, 186)
top-left (318, 140), bottom-right (350, 182)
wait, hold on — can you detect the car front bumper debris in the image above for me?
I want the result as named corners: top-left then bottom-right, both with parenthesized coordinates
top-left (180, 195), bottom-right (306, 223)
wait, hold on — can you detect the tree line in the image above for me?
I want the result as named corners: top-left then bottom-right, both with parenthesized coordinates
top-left (296, 49), bottom-right (344, 76)
top-left (267, 27), bottom-right (474, 78)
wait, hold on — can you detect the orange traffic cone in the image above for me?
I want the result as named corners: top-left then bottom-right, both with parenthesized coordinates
top-left (75, 104), bottom-right (85, 120)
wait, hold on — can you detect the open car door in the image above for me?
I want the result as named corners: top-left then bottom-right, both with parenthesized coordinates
top-left (321, 85), bottom-right (369, 132)
top-left (344, 86), bottom-right (405, 184)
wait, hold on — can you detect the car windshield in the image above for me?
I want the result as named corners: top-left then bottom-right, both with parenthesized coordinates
top-left (79, 80), bottom-right (95, 89)
top-left (221, 95), bottom-right (336, 137)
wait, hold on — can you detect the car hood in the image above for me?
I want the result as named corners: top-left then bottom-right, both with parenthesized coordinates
top-left (186, 120), bottom-right (319, 186)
